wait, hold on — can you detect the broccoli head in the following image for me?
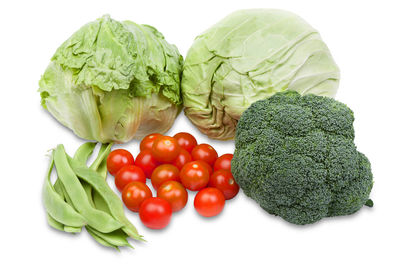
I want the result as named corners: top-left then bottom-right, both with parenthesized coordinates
top-left (231, 91), bottom-right (373, 225)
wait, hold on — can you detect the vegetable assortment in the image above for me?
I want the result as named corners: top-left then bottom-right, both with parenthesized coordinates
top-left (40, 8), bottom-right (374, 251)
top-left (43, 143), bottom-right (143, 249)
top-left (107, 132), bottom-right (240, 229)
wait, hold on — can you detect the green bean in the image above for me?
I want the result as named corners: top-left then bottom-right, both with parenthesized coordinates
top-left (52, 142), bottom-right (97, 199)
top-left (42, 155), bottom-right (86, 227)
top-left (96, 157), bottom-right (108, 180)
top-left (46, 213), bottom-right (65, 231)
top-left (52, 167), bottom-right (85, 233)
top-left (53, 179), bottom-right (65, 201)
top-left (73, 142), bottom-right (96, 163)
top-left (92, 190), bottom-right (111, 213)
top-left (86, 227), bottom-right (119, 250)
top-left (55, 175), bottom-right (85, 233)
top-left (64, 226), bottom-right (82, 233)
top-left (90, 143), bottom-right (112, 171)
top-left (86, 226), bottom-right (132, 248)
top-left (54, 145), bottom-right (123, 233)
top-left (67, 156), bottom-right (143, 240)
top-left (58, 181), bottom-right (75, 208)
top-left (74, 142), bottom-right (97, 207)
top-left (85, 143), bottom-right (110, 207)
top-left (81, 180), bottom-right (95, 207)
top-left (91, 143), bottom-right (112, 212)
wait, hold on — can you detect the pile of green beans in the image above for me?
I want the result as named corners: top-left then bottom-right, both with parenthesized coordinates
top-left (43, 142), bottom-right (144, 250)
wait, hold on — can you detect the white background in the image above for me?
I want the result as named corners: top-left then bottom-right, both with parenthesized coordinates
top-left (1, 0), bottom-right (399, 266)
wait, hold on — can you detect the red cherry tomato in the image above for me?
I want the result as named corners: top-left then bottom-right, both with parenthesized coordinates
top-left (114, 165), bottom-right (146, 192)
top-left (151, 164), bottom-right (180, 191)
top-left (135, 149), bottom-right (159, 178)
top-left (197, 160), bottom-right (213, 176)
top-left (180, 161), bottom-right (209, 191)
top-left (140, 133), bottom-right (163, 151)
top-left (172, 149), bottom-right (192, 170)
top-left (122, 182), bottom-right (152, 212)
top-left (173, 132), bottom-right (198, 153)
top-left (152, 136), bottom-right (181, 163)
top-left (139, 197), bottom-right (172, 229)
top-left (208, 170), bottom-right (239, 200)
top-left (213, 153), bottom-right (233, 172)
top-left (157, 181), bottom-right (188, 212)
top-left (191, 144), bottom-right (218, 166)
top-left (107, 149), bottom-right (135, 176)
top-left (194, 188), bottom-right (225, 217)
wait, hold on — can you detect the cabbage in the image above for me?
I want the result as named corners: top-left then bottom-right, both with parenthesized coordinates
top-left (39, 15), bottom-right (183, 143)
top-left (182, 9), bottom-right (340, 140)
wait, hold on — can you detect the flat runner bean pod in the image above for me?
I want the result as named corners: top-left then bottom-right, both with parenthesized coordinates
top-left (46, 213), bottom-right (65, 231)
top-left (96, 156), bottom-right (108, 179)
top-left (42, 155), bottom-right (86, 227)
top-left (52, 142), bottom-right (97, 198)
top-left (90, 143), bottom-right (112, 171)
top-left (86, 226), bottom-right (119, 250)
top-left (86, 226), bottom-right (132, 248)
top-left (93, 190), bottom-right (111, 213)
top-left (68, 156), bottom-right (143, 240)
top-left (74, 142), bottom-right (97, 207)
top-left (54, 145), bottom-right (123, 233)
top-left (91, 144), bottom-right (113, 213)
top-left (53, 179), bottom-right (65, 200)
top-left (73, 142), bottom-right (96, 163)
top-left (64, 226), bottom-right (82, 233)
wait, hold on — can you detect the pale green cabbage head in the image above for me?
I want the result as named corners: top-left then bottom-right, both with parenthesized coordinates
top-left (39, 15), bottom-right (183, 143)
top-left (182, 9), bottom-right (340, 140)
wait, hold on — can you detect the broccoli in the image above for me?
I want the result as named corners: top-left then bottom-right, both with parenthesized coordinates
top-left (231, 91), bottom-right (373, 225)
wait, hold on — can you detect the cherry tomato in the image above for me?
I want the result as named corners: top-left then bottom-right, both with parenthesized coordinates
top-left (208, 170), bottom-right (239, 200)
top-left (213, 153), bottom-right (233, 172)
top-left (173, 132), bottom-right (198, 153)
top-left (140, 133), bottom-right (162, 151)
top-left (107, 149), bottom-right (135, 176)
top-left (122, 182), bottom-right (152, 212)
top-left (180, 161), bottom-right (209, 191)
top-left (151, 164), bottom-right (180, 190)
top-left (198, 160), bottom-right (213, 176)
top-left (191, 144), bottom-right (218, 166)
top-left (139, 197), bottom-right (172, 229)
top-left (135, 149), bottom-right (159, 178)
top-left (152, 136), bottom-right (181, 163)
top-left (172, 149), bottom-right (192, 170)
top-left (157, 181), bottom-right (188, 212)
top-left (194, 187), bottom-right (225, 217)
top-left (115, 165), bottom-right (146, 192)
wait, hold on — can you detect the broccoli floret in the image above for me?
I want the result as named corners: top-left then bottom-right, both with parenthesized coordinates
top-left (232, 91), bottom-right (373, 225)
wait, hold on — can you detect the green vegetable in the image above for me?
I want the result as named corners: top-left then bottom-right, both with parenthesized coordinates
top-left (43, 142), bottom-right (143, 249)
top-left (39, 15), bottom-right (183, 143)
top-left (182, 9), bottom-right (340, 140)
top-left (43, 157), bottom-right (87, 227)
top-left (231, 91), bottom-right (373, 225)
top-left (68, 156), bottom-right (141, 239)
top-left (54, 145), bottom-right (123, 233)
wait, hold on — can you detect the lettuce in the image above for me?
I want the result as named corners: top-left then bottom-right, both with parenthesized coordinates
top-left (39, 15), bottom-right (183, 143)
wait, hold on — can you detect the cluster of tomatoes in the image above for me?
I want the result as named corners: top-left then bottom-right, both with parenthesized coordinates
top-left (106, 132), bottom-right (240, 229)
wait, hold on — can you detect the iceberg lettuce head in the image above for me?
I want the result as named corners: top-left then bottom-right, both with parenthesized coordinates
top-left (39, 15), bottom-right (183, 143)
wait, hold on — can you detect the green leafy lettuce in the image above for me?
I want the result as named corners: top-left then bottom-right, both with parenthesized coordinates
top-left (39, 15), bottom-right (183, 143)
